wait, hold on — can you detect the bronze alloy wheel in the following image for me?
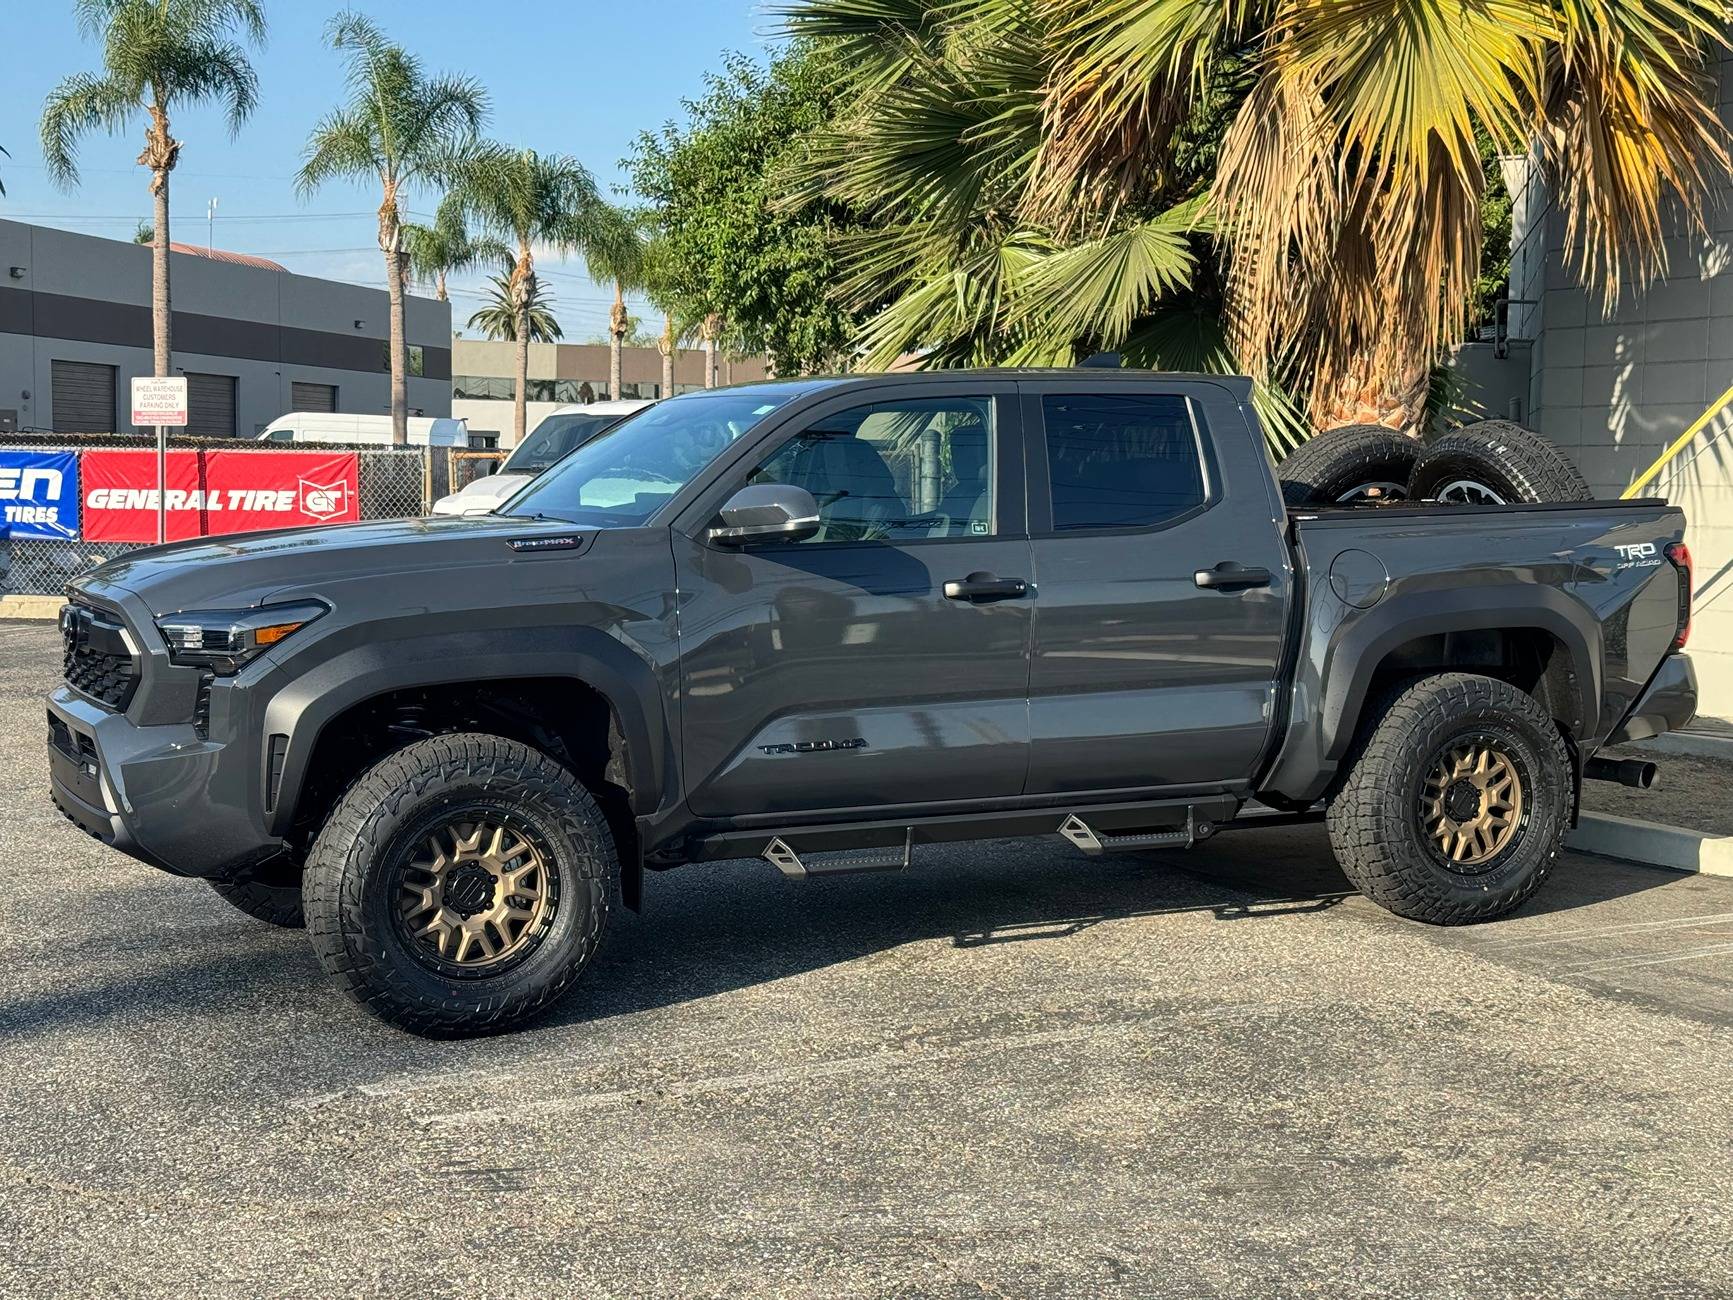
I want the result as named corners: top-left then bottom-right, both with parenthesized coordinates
top-left (397, 817), bottom-right (557, 972)
top-left (1420, 737), bottom-right (1526, 870)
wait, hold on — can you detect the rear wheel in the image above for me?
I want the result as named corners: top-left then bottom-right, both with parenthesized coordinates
top-left (1278, 424), bottom-right (1421, 506)
top-left (1327, 673), bottom-right (1570, 924)
top-left (1407, 420), bottom-right (1590, 504)
top-left (303, 733), bottom-right (617, 1036)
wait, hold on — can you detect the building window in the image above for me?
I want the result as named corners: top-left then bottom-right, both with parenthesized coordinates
top-left (382, 343), bottom-right (426, 377)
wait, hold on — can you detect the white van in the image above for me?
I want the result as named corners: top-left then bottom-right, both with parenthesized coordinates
top-left (258, 413), bottom-right (471, 447)
top-left (430, 399), bottom-right (654, 516)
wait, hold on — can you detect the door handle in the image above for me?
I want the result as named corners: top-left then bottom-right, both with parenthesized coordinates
top-left (943, 572), bottom-right (1029, 603)
top-left (1194, 562), bottom-right (1273, 591)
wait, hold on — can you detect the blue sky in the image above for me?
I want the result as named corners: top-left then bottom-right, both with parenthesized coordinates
top-left (0, 1), bottom-right (775, 338)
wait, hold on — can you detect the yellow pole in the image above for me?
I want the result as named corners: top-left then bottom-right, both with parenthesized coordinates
top-left (1621, 380), bottom-right (1733, 498)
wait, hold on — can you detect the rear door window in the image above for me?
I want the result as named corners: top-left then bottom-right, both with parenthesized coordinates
top-left (1040, 394), bottom-right (1206, 531)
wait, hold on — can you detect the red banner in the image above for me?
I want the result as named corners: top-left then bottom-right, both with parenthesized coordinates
top-left (81, 449), bottom-right (361, 543)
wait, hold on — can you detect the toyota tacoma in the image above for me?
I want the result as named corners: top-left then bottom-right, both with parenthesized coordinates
top-left (47, 372), bottom-right (1697, 1035)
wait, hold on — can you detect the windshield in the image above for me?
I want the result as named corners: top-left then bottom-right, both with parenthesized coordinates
top-left (501, 412), bottom-right (622, 475)
top-left (501, 391), bottom-right (796, 526)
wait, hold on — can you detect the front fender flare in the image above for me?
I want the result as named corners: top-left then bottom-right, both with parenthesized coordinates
top-left (261, 626), bottom-right (672, 837)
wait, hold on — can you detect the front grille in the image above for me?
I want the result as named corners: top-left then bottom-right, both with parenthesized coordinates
top-left (61, 603), bottom-right (140, 711)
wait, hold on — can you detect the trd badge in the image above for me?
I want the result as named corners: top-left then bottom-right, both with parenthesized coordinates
top-left (759, 737), bottom-right (869, 756)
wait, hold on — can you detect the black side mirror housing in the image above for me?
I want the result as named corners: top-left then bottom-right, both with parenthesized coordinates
top-left (708, 483), bottom-right (821, 546)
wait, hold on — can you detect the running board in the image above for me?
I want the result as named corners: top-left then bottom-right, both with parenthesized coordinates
top-left (1058, 809), bottom-right (1204, 856)
top-left (764, 828), bottom-right (915, 879)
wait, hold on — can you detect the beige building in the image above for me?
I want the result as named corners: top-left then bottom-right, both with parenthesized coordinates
top-left (451, 338), bottom-right (770, 447)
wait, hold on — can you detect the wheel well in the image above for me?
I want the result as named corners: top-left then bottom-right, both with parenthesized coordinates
top-left (1364, 627), bottom-right (1581, 732)
top-left (286, 676), bottom-right (637, 870)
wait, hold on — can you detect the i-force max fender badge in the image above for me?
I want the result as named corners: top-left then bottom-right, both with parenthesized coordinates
top-left (759, 738), bottom-right (869, 756)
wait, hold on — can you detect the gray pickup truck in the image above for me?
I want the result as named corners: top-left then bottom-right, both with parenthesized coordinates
top-left (47, 372), bottom-right (1697, 1035)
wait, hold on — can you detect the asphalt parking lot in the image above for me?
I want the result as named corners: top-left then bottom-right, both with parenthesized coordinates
top-left (2, 619), bottom-right (1731, 1299)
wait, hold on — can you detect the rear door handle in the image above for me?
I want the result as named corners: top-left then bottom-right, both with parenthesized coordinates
top-left (944, 572), bottom-right (1029, 603)
top-left (1194, 562), bottom-right (1273, 591)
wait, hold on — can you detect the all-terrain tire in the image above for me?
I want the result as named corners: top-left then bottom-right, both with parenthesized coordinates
top-left (303, 732), bottom-right (618, 1037)
top-left (1278, 424), bottom-right (1421, 505)
top-left (1407, 420), bottom-right (1591, 504)
top-left (206, 858), bottom-right (305, 928)
top-left (1327, 673), bottom-right (1571, 925)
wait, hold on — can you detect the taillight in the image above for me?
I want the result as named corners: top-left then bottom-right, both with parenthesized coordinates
top-left (1665, 541), bottom-right (1692, 650)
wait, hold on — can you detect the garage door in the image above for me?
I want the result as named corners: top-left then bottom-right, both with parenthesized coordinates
top-left (185, 372), bottom-right (237, 439)
top-left (51, 361), bottom-right (117, 433)
top-left (291, 381), bottom-right (338, 413)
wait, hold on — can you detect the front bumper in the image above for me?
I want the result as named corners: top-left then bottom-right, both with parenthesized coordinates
top-left (1608, 652), bottom-right (1698, 745)
top-left (47, 687), bottom-right (282, 879)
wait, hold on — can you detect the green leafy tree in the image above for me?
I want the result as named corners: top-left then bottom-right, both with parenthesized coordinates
top-left (41, 0), bottom-right (267, 378)
top-left (297, 11), bottom-right (486, 444)
top-left (466, 269), bottom-right (561, 342)
top-left (780, 0), bottom-right (1730, 436)
top-left (629, 44), bottom-right (858, 376)
top-left (447, 145), bottom-right (604, 441)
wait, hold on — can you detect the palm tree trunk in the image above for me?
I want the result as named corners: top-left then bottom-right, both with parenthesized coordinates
top-left (511, 242), bottom-right (532, 445)
top-left (436, 269), bottom-right (448, 303)
top-left (139, 102), bottom-right (178, 379)
top-left (151, 169), bottom-right (172, 378)
top-left (660, 312), bottom-right (675, 399)
top-left (609, 281), bottom-right (627, 400)
top-left (702, 313), bottom-right (720, 390)
top-left (1312, 337), bottom-right (1432, 435)
top-left (379, 186), bottom-right (408, 447)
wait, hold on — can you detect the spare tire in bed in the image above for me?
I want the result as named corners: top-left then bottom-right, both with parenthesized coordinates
top-left (1278, 424), bottom-right (1422, 505)
top-left (1407, 420), bottom-right (1591, 505)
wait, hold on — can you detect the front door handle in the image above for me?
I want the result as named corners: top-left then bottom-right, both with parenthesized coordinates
top-left (1194, 562), bottom-right (1273, 591)
top-left (944, 572), bottom-right (1029, 603)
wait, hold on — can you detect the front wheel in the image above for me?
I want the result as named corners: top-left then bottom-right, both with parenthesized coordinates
top-left (1327, 673), bottom-right (1570, 924)
top-left (303, 733), bottom-right (618, 1036)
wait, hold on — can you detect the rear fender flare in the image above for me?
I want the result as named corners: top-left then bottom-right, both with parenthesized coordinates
top-left (1264, 585), bottom-right (1600, 804)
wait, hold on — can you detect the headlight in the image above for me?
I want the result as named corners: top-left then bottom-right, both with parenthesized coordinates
top-left (154, 601), bottom-right (328, 674)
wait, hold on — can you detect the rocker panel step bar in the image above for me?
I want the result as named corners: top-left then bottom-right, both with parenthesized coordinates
top-left (765, 828), bottom-right (915, 879)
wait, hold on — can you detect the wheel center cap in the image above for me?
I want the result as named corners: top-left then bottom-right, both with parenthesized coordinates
top-left (444, 862), bottom-right (497, 918)
top-left (1444, 779), bottom-right (1482, 823)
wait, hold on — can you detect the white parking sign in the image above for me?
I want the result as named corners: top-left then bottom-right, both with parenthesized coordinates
top-left (131, 376), bottom-right (189, 427)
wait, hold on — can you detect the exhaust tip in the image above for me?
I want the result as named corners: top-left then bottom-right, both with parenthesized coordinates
top-left (1585, 756), bottom-right (1658, 789)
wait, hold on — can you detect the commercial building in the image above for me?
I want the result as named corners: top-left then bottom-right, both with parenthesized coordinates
top-left (1448, 51), bottom-right (1733, 721)
top-left (451, 337), bottom-right (769, 446)
top-left (0, 218), bottom-right (451, 438)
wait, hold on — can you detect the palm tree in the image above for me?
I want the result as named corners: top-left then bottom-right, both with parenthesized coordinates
top-left (297, 12), bottom-right (486, 445)
top-left (41, 0), bottom-right (266, 379)
top-left (585, 204), bottom-right (646, 400)
top-left (781, 0), bottom-right (1730, 436)
top-left (447, 145), bottom-right (603, 441)
top-left (639, 231), bottom-right (692, 398)
top-left (466, 269), bottom-right (562, 342)
top-left (402, 198), bottom-right (509, 301)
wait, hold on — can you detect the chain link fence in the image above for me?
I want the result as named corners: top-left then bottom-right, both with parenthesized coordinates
top-left (2, 433), bottom-right (433, 597)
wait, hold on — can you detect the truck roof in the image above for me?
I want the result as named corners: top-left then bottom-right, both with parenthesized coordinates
top-left (696, 369), bottom-right (1256, 402)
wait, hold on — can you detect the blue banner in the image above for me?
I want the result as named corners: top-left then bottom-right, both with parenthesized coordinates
top-left (0, 451), bottom-right (80, 539)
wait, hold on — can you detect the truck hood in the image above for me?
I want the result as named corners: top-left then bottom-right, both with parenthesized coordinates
top-left (430, 471), bottom-right (535, 515)
top-left (73, 515), bottom-right (594, 616)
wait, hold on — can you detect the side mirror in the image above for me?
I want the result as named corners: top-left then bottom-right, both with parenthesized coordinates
top-left (708, 483), bottom-right (821, 546)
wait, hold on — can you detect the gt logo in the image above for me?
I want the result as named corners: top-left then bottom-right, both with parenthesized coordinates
top-left (1614, 542), bottom-right (1657, 561)
top-left (759, 737), bottom-right (869, 756)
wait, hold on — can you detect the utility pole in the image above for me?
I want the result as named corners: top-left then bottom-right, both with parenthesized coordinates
top-left (206, 196), bottom-right (219, 253)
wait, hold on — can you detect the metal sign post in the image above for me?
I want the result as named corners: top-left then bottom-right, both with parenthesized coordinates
top-left (130, 376), bottom-right (189, 545)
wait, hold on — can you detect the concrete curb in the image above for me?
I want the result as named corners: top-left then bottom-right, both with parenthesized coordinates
top-left (1569, 811), bottom-right (1733, 878)
top-left (0, 595), bottom-right (62, 620)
